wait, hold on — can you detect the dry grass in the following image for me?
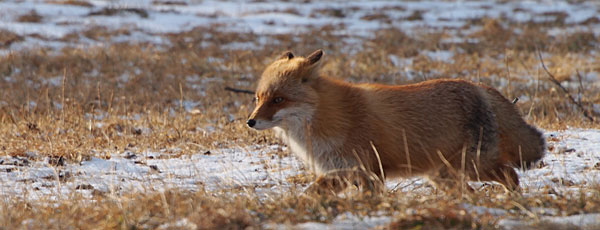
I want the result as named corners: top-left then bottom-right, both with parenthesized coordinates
top-left (2, 182), bottom-right (599, 229)
top-left (1, 4), bottom-right (600, 229)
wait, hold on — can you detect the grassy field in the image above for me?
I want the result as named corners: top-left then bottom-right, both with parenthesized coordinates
top-left (1, 0), bottom-right (600, 229)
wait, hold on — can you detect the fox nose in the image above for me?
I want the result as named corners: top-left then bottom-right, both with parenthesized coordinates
top-left (247, 119), bottom-right (256, 128)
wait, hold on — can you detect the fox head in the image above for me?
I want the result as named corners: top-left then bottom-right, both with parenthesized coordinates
top-left (247, 49), bottom-right (324, 130)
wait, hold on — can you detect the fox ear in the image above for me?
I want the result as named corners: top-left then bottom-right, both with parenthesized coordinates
top-left (300, 49), bottom-right (324, 83)
top-left (306, 49), bottom-right (323, 65)
top-left (279, 51), bottom-right (294, 60)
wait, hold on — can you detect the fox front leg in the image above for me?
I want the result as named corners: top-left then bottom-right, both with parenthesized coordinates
top-left (304, 169), bottom-right (384, 195)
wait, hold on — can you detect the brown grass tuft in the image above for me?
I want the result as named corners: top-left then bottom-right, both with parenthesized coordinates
top-left (17, 10), bottom-right (43, 23)
top-left (45, 0), bottom-right (94, 7)
top-left (387, 206), bottom-right (479, 230)
top-left (152, 0), bottom-right (188, 6)
top-left (470, 18), bottom-right (512, 46)
top-left (89, 7), bottom-right (149, 18)
top-left (0, 29), bottom-right (23, 48)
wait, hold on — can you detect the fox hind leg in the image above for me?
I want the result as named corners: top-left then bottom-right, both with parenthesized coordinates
top-left (478, 163), bottom-right (519, 191)
top-left (429, 167), bottom-right (475, 193)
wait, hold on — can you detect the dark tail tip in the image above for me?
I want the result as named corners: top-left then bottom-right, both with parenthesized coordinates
top-left (519, 127), bottom-right (546, 169)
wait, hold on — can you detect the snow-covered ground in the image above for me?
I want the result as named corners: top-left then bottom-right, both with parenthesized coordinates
top-left (0, 144), bottom-right (304, 200)
top-left (1, 0), bottom-right (599, 52)
top-left (1, 0), bottom-right (600, 228)
top-left (1, 129), bottom-right (599, 228)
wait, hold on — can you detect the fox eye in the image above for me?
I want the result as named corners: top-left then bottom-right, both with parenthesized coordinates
top-left (272, 97), bottom-right (284, 104)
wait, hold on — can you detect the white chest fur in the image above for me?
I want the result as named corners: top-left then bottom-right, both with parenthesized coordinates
top-left (273, 126), bottom-right (346, 175)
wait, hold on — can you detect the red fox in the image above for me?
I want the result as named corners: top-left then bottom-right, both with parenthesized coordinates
top-left (247, 49), bottom-right (545, 193)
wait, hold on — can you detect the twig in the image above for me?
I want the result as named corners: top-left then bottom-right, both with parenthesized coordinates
top-left (527, 68), bottom-right (540, 119)
top-left (535, 49), bottom-right (594, 122)
top-left (575, 69), bottom-right (585, 101)
top-left (224, 86), bottom-right (255, 95)
top-left (370, 141), bottom-right (385, 181)
top-left (576, 70), bottom-right (600, 118)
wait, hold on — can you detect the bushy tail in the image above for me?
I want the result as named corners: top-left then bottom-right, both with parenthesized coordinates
top-left (483, 86), bottom-right (546, 169)
top-left (509, 123), bottom-right (545, 168)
